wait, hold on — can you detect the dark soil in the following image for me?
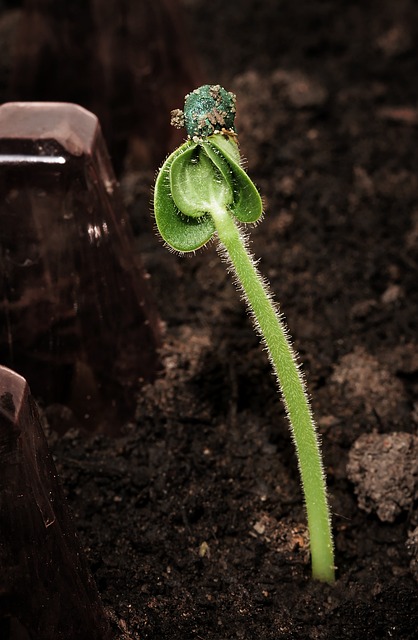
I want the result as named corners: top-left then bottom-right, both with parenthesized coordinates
top-left (6, 0), bottom-right (418, 638)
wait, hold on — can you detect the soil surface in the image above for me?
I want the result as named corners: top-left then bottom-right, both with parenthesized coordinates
top-left (5, 0), bottom-right (418, 638)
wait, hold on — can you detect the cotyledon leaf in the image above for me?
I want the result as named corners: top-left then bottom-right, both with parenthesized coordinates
top-left (170, 144), bottom-right (234, 217)
top-left (154, 141), bottom-right (215, 252)
top-left (207, 136), bottom-right (263, 224)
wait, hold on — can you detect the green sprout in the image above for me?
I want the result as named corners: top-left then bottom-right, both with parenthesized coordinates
top-left (153, 85), bottom-right (335, 583)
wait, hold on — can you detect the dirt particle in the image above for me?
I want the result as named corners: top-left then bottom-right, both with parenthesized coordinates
top-left (250, 514), bottom-right (310, 564)
top-left (331, 346), bottom-right (406, 420)
top-left (170, 108), bottom-right (185, 129)
top-left (406, 526), bottom-right (418, 581)
top-left (381, 283), bottom-right (403, 305)
top-left (347, 432), bottom-right (418, 522)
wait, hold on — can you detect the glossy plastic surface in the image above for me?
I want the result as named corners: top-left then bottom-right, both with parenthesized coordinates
top-left (0, 102), bottom-right (160, 434)
top-left (0, 365), bottom-right (112, 639)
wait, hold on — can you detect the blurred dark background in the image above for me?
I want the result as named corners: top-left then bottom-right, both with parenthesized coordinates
top-left (0, 0), bottom-right (202, 172)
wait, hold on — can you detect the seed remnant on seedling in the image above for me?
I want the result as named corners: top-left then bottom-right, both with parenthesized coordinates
top-left (171, 84), bottom-right (236, 139)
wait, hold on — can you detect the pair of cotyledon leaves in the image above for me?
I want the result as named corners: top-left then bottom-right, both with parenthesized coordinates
top-left (154, 132), bottom-right (263, 253)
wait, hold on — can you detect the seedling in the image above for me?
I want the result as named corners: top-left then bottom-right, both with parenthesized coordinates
top-left (153, 85), bottom-right (335, 583)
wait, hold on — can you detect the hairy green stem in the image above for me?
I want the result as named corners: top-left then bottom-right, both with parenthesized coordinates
top-left (211, 204), bottom-right (335, 583)
top-left (154, 83), bottom-right (336, 581)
